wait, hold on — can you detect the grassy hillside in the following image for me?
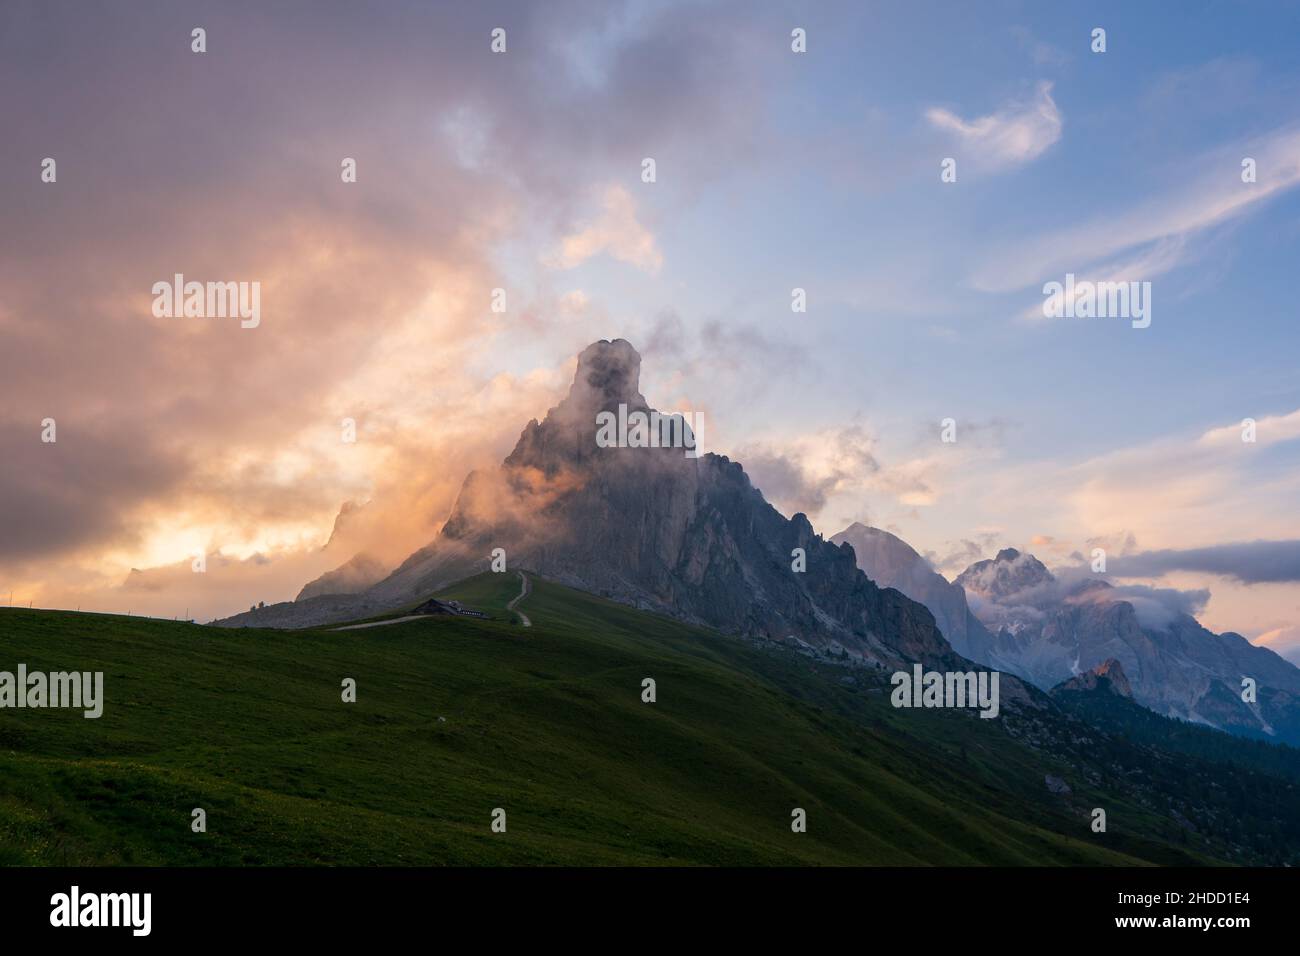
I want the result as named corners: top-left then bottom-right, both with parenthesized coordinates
top-left (0, 573), bottom-right (1221, 865)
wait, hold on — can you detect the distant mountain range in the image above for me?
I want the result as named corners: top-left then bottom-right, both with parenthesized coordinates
top-left (835, 532), bottom-right (1300, 745)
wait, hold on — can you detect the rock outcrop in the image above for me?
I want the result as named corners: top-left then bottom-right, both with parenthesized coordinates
top-left (1051, 658), bottom-right (1133, 698)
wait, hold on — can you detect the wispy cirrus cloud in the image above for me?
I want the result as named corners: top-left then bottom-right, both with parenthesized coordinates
top-left (925, 81), bottom-right (1062, 170)
top-left (973, 124), bottom-right (1300, 295)
top-left (1198, 407), bottom-right (1300, 449)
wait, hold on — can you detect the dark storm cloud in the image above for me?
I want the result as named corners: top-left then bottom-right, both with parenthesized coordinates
top-left (0, 422), bottom-right (190, 561)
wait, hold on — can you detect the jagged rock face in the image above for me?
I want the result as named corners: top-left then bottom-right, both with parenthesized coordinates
top-left (956, 547), bottom-right (1300, 744)
top-left (831, 523), bottom-right (1008, 667)
top-left (366, 339), bottom-right (964, 669)
top-left (1051, 658), bottom-right (1133, 698)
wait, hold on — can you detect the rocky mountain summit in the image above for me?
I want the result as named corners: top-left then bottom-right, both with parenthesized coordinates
top-left (954, 548), bottom-right (1055, 632)
top-left (218, 340), bottom-right (976, 674)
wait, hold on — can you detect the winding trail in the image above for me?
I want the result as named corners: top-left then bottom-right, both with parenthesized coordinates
top-left (333, 614), bottom-right (427, 631)
top-left (507, 570), bottom-right (532, 627)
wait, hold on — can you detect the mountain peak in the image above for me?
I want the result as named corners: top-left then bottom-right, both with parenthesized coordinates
top-left (502, 338), bottom-right (662, 475)
top-left (835, 522), bottom-right (907, 546)
top-left (352, 339), bottom-right (967, 669)
top-left (832, 524), bottom-right (920, 567)
top-left (955, 547), bottom-right (1054, 602)
top-left (569, 338), bottom-right (647, 414)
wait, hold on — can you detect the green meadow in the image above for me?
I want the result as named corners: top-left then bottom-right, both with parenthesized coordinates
top-left (0, 573), bottom-right (1206, 865)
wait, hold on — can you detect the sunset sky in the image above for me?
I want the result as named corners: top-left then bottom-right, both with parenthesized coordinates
top-left (2, 1), bottom-right (1299, 660)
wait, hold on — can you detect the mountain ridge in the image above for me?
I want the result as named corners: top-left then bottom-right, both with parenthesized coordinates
top-left (217, 341), bottom-right (979, 678)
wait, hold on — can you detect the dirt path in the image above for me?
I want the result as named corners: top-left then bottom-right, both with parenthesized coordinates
top-left (506, 571), bottom-right (532, 627)
top-left (333, 614), bottom-right (429, 631)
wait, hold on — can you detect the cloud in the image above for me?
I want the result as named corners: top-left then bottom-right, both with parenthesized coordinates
top-left (1108, 540), bottom-right (1300, 585)
top-left (544, 185), bottom-right (662, 274)
top-left (1064, 577), bottom-right (1212, 630)
top-left (736, 449), bottom-right (837, 516)
top-left (634, 310), bottom-right (812, 413)
top-left (1198, 407), bottom-right (1300, 449)
top-left (972, 123), bottom-right (1300, 294)
top-left (0, 422), bottom-right (191, 564)
top-left (965, 557), bottom-right (1211, 633)
top-left (736, 425), bottom-right (879, 518)
top-left (697, 319), bottom-right (810, 374)
top-left (1084, 531), bottom-right (1139, 557)
top-left (925, 81), bottom-right (1062, 169)
top-left (952, 405), bottom-right (1300, 568)
top-left (928, 536), bottom-right (998, 575)
top-left (1018, 234), bottom-right (1187, 322)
